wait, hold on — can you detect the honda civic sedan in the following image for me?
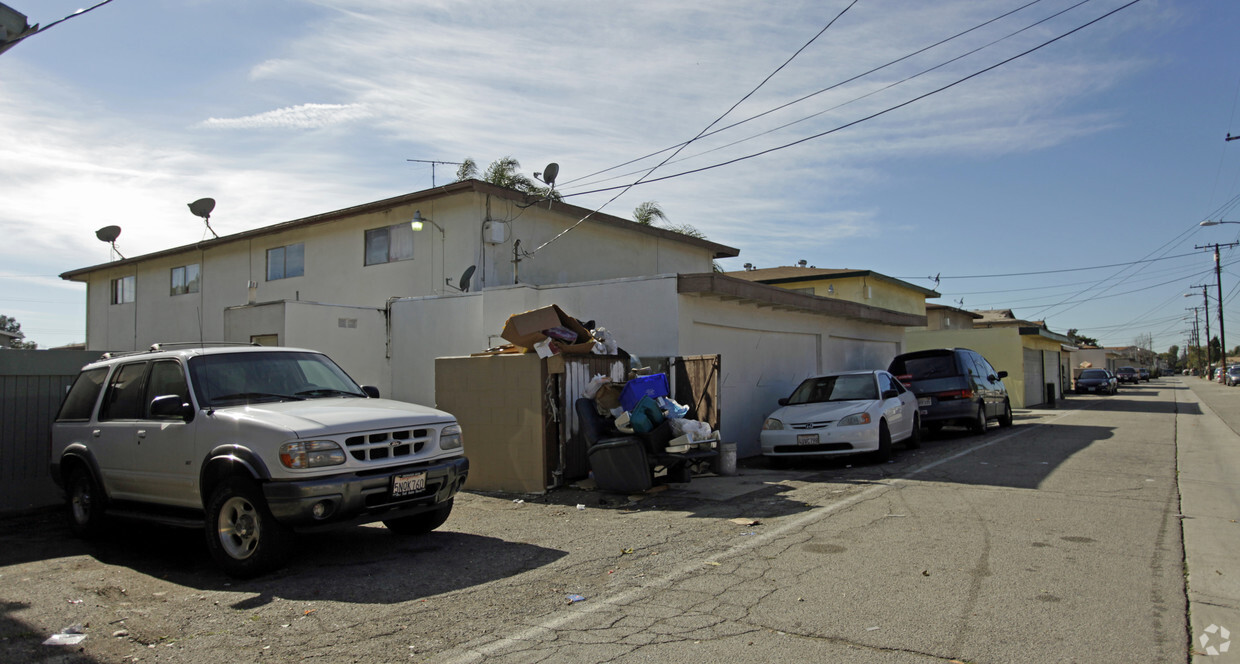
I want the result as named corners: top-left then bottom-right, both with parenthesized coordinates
top-left (760, 370), bottom-right (920, 463)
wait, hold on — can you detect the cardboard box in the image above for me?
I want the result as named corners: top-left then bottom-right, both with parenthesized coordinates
top-left (500, 304), bottom-right (596, 355)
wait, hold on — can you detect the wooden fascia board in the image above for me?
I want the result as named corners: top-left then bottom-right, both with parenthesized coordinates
top-left (677, 273), bottom-right (926, 327)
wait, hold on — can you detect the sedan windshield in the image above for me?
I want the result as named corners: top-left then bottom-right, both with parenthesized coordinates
top-left (1080, 370), bottom-right (1108, 379)
top-left (787, 374), bottom-right (879, 404)
top-left (189, 351), bottom-right (366, 406)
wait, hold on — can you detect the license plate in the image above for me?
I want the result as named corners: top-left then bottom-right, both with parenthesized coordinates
top-left (391, 472), bottom-right (427, 497)
top-left (797, 434), bottom-right (819, 445)
top-left (917, 397), bottom-right (931, 407)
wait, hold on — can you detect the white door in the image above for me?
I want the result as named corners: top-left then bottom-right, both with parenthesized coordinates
top-left (1023, 348), bottom-right (1045, 407)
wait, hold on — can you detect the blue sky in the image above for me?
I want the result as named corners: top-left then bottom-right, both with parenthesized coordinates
top-left (3, 0), bottom-right (1239, 353)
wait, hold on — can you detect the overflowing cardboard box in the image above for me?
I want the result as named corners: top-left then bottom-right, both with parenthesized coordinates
top-left (500, 304), bottom-right (596, 355)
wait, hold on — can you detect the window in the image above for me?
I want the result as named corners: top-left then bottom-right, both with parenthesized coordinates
top-left (267, 243), bottom-right (305, 281)
top-left (170, 264), bottom-right (201, 296)
top-left (364, 223), bottom-right (415, 265)
top-left (111, 276), bottom-right (135, 304)
top-left (56, 368), bottom-right (109, 421)
top-left (145, 360), bottom-right (190, 419)
top-left (98, 362), bottom-right (149, 421)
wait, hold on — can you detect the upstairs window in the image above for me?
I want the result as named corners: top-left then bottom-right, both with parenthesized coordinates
top-left (364, 224), bottom-right (415, 266)
top-left (267, 243), bottom-right (305, 281)
top-left (111, 276), bottom-right (135, 304)
top-left (170, 264), bottom-right (201, 295)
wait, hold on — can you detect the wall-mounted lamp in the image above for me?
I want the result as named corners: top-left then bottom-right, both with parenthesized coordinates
top-left (827, 284), bottom-right (835, 295)
top-left (410, 210), bottom-right (444, 234)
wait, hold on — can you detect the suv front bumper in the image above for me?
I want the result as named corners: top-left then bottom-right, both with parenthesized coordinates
top-left (262, 455), bottom-right (469, 530)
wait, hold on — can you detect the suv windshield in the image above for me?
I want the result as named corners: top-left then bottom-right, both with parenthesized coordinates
top-left (888, 353), bottom-right (958, 380)
top-left (787, 374), bottom-right (879, 404)
top-left (189, 351), bottom-right (366, 406)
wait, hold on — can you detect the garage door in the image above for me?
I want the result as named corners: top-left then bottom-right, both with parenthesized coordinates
top-left (1023, 348), bottom-right (1045, 407)
top-left (827, 336), bottom-right (899, 372)
top-left (688, 322), bottom-right (820, 458)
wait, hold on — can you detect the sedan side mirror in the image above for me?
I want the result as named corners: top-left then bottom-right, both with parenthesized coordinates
top-left (777, 397), bottom-right (789, 406)
top-left (150, 394), bottom-right (194, 421)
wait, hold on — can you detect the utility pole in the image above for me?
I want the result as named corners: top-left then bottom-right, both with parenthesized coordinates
top-left (1191, 284), bottom-right (1212, 364)
top-left (1195, 241), bottom-right (1240, 370)
top-left (1188, 306), bottom-right (1203, 370)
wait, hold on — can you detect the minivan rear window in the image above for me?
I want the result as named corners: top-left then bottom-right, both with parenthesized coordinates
top-left (890, 354), bottom-right (959, 380)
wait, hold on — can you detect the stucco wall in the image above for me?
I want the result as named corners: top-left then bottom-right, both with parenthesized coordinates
top-left (773, 276), bottom-right (926, 316)
top-left (904, 327), bottom-right (1028, 405)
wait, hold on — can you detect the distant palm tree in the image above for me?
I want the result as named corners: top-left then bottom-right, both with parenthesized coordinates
top-left (455, 156), bottom-right (559, 200)
top-left (633, 201), bottom-right (668, 226)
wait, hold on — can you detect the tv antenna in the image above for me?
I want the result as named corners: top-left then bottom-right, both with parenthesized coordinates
top-left (95, 225), bottom-right (124, 260)
top-left (407, 159), bottom-right (464, 188)
top-left (188, 198), bottom-right (218, 238)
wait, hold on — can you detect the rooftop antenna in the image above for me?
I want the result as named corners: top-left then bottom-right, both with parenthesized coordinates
top-left (95, 225), bottom-right (124, 260)
top-left (406, 159), bottom-right (464, 188)
top-left (188, 198), bottom-right (218, 238)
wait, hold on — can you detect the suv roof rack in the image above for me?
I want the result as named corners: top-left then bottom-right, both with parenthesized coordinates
top-left (100, 341), bottom-right (261, 360)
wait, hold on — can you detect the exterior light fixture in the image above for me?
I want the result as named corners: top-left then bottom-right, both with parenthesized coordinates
top-left (410, 210), bottom-right (444, 234)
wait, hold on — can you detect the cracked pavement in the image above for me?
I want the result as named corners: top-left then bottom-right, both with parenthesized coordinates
top-left (0, 378), bottom-right (1214, 663)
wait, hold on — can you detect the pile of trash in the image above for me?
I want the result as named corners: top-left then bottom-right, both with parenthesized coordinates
top-left (475, 304), bottom-right (624, 358)
top-left (583, 373), bottom-right (719, 452)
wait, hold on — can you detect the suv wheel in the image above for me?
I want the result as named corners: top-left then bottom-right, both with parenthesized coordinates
top-left (969, 404), bottom-right (987, 435)
top-left (383, 498), bottom-right (455, 536)
top-left (66, 466), bottom-right (107, 537)
top-left (205, 478), bottom-right (291, 578)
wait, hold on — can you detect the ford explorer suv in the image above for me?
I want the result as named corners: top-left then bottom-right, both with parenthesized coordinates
top-left (51, 343), bottom-right (468, 577)
top-left (888, 348), bottom-right (1013, 434)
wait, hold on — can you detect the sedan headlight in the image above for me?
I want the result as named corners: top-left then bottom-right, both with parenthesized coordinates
top-left (280, 440), bottom-right (346, 469)
top-left (837, 412), bottom-right (872, 427)
top-left (439, 423), bottom-right (463, 450)
top-left (763, 418), bottom-right (784, 431)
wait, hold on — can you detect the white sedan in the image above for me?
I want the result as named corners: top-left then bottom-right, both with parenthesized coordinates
top-left (760, 370), bottom-right (920, 462)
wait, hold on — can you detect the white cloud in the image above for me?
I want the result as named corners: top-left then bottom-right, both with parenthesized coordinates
top-left (197, 103), bottom-right (374, 130)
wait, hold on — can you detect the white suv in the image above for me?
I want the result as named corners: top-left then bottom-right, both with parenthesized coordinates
top-left (51, 343), bottom-right (468, 577)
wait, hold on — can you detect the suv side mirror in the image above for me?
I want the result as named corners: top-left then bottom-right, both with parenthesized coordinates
top-left (362, 385), bottom-right (381, 398)
top-left (150, 394), bottom-right (194, 421)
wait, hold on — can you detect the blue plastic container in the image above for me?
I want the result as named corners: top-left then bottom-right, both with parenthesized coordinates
top-left (619, 374), bottom-right (670, 412)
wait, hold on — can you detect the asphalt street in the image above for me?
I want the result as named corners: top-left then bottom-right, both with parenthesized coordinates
top-left (1, 375), bottom-right (1238, 663)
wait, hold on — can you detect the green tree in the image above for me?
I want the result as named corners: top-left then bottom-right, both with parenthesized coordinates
top-left (633, 201), bottom-right (668, 226)
top-left (1066, 328), bottom-right (1099, 347)
top-left (0, 314), bottom-right (37, 349)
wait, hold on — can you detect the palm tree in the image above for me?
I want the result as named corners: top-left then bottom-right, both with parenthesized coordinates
top-left (455, 156), bottom-right (559, 200)
top-left (633, 201), bottom-right (668, 226)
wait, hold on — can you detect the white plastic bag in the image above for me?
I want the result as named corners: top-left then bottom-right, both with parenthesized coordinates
top-left (669, 418), bottom-right (712, 441)
top-left (583, 374), bottom-right (611, 398)
top-left (592, 327), bottom-right (619, 355)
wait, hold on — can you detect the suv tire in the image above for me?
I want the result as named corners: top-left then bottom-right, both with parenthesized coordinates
top-left (383, 498), bottom-right (455, 536)
top-left (67, 466), bottom-right (107, 538)
top-left (205, 478), bottom-right (292, 578)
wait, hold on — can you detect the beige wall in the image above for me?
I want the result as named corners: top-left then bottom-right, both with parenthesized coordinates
top-left (905, 328), bottom-right (1070, 408)
top-left (768, 275), bottom-right (927, 316)
top-left (76, 189), bottom-right (719, 351)
top-left (925, 308), bottom-right (975, 331)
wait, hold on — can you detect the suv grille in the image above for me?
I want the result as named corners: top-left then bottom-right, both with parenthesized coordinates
top-left (345, 428), bottom-right (428, 462)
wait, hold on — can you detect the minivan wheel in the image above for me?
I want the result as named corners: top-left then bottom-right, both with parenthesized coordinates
top-left (998, 400), bottom-right (1013, 428)
top-left (205, 478), bottom-right (292, 578)
top-left (67, 466), bottom-right (107, 538)
top-left (969, 404), bottom-right (987, 435)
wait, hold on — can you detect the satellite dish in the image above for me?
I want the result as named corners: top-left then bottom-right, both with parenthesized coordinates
top-left (540, 163), bottom-right (559, 187)
top-left (459, 265), bottom-right (476, 293)
top-left (188, 198), bottom-right (219, 239)
top-left (95, 225), bottom-right (121, 243)
top-left (188, 198), bottom-right (216, 219)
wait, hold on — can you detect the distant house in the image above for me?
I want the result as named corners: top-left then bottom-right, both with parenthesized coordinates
top-left (1070, 346), bottom-right (1122, 375)
top-left (726, 266), bottom-right (939, 318)
top-left (59, 183), bottom-right (934, 457)
top-left (906, 308), bottom-right (1073, 408)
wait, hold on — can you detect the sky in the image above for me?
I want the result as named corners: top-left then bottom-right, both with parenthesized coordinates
top-left (3, 0), bottom-right (1240, 354)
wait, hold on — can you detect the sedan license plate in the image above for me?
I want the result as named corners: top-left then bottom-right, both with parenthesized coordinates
top-left (391, 472), bottom-right (427, 498)
top-left (796, 433), bottom-right (819, 445)
top-left (917, 397), bottom-right (931, 407)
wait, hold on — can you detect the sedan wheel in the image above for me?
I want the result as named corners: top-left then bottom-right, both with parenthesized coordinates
top-left (874, 421), bottom-right (893, 463)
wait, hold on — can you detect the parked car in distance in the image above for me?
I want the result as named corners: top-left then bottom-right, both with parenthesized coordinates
top-left (51, 343), bottom-right (469, 577)
top-left (888, 348), bottom-right (1012, 435)
top-left (1227, 366), bottom-right (1240, 386)
top-left (1215, 367), bottom-right (1226, 382)
top-left (1075, 368), bottom-right (1117, 395)
top-left (1138, 368), bottom-right (1151, 382)
top-left (761, 370), bottom-right (919, 463)
top-left (1115, 366), bottom-right (1140, 384)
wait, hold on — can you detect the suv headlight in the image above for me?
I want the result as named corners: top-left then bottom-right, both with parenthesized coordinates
top-left (439, 423), bottom-right (463, 451)
top-left (280, 440), bottom-right (346, 469)
top-left (763, 418), bottom-right (784, 430)
top-left (837, 412), bottom-right (872, 427)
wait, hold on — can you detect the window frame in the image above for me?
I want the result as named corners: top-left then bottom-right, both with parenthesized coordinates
top-left (110, 275), bottom-right (135, 304)
top-left (170, 263), bottom-right (201, 296)
top-left (364, 223), bottom-right (416, 266)
top-left (266, 243), bottom-right (305, 281)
